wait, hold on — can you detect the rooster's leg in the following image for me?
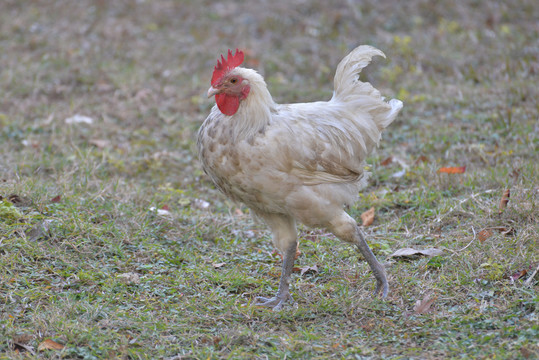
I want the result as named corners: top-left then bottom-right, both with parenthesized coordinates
top-left (329, 212), bottom-right (389, 298)
top-left (354, 227), bottom-right (388, 297)
top-left (255, 240), bottom-right (296, 310)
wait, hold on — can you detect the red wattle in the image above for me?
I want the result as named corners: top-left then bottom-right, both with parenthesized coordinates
top-left (216, 93), bottom-right (240, 116)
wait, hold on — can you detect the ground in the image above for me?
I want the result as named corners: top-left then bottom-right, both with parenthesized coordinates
top-left (0, 0), bottom-right (538, 359)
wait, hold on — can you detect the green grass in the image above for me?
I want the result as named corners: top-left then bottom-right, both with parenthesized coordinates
top-left (1, 0), bottom-right (538, 358)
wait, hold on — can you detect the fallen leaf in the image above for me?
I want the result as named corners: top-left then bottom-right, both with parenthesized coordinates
top-left (12, 334), bottom-right (35, 355)
top-left (26, 219), bottom-right (54, 241)
top-left (234, 208), bottom-right (244, 216)
top-left (414, 155), bottom-right (429, 164)
top-left (499, 227), bottom-right (515, 236)
top-left (50, 195), bottom-right (61, 203)
top-left (13, 334), bottom-right (33, 344)
top-left (499, 189), bottom-right (510, 213)
top-left (413, 293), bottom-right (436, 314)
top-left (389, 248), bottom-right (443, 259)
top-left (65, 114), bottom-right (93, 125)
top-left (37, 339), bottom-right (64, 351)
top-left (510, 269), bottom-right (528, 281)
top-left (148, 207), bottom-right (171, 217)
top-left (13, 342), bottom-right (35, 355)
top-left (89, 139), bottom-right (110, 149)
top-left (300, 265), bottom-right (319, 276)
top-left (8, 194), bottom-right (27, 206)
top-left (192, 198), bottom-right (210, 209)
top-left (380, 156), bottom-right (393, 166)
top-left (438, 166), bottom-right (466, 174)
top-left (117, 272), bottom-right (140, 284)
top-left (391, 169), bottom-right (406, 178)
top-left (477, 229), bottom-right (493, 242)
top-left (361, 207), bottom-right (375, 227)
top-left (212, 262), bottom-right (226, 269)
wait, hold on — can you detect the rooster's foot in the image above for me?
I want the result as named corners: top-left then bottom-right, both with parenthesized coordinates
top-left (255, 293), bottom-right (293, 311)
top-left (374, 277), bottom-right (389, 298)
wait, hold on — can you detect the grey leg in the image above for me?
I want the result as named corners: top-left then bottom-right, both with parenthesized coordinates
top-left (255, 240), bottom-right (297, 310)
top-left (355, 227), bottom-right (388, 297)
top-left (329, 212), bottom-right (388, 298)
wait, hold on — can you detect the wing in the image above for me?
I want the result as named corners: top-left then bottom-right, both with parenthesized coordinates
top-left (264, 101), bottom-right (385, 186)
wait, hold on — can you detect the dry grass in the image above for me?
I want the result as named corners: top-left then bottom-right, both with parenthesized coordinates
top-left (1, 0), bottom-right (538, 359)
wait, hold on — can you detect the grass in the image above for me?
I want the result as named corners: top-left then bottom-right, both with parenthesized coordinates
top-left (1, 0), bottom-right (538, 358)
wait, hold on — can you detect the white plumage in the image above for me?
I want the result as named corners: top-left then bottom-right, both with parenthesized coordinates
top-left (198, 45), bottom-right (402, 310)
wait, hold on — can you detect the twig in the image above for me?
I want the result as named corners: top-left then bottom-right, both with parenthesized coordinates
top-left (447, 226), bottom-right (476, 255)
top-left (435, 189), bottom-right (495, 223)
top-left (524, 263), bottom-right (539, 287)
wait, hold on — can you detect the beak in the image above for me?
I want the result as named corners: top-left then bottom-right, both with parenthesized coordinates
top-left (207, 86), bottom-right (220, 98)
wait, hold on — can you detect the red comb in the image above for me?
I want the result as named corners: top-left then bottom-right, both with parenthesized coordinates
top-left (211, 49), bottom-right (244, 85)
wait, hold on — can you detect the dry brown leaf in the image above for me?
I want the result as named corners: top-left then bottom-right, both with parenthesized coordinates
top-left (414, 155), bottom-right (429, 164)
top-left (13, 342), bottom-right (35, 355)
top-left (510, 269), bottom-right (528, 281)
top-left (390, 248), bottom-right (443, 258)
top-left (380, 156), bottom-right (393, 166)
top-left (8, 194), bottom-right (32, 207)
top-left (50, 195), bottom-right (61, 203)
top-left (438, 166), bottom-right (466, 174)
top-left (413, 294), bottom-right (436, 314)
top-left (37, 339), bottom-right (64, 351)
top-left (361, 207), bottom-right (375, 227)
top-left (477, 229), bottom-right (493, 243)
top-left (499, 189), bottom-right (510, 213)
top-left (300, 265), bottom-right (318, 276)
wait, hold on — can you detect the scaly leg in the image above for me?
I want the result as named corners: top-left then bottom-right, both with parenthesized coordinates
top-left (354, 227), bottom-right (388, 297)
top-left (255, 240), bottom-right (297, 310)
top-left (255, 213), bottom-right (297, 310)
top-left (329, 212), bottom-right (388, 298)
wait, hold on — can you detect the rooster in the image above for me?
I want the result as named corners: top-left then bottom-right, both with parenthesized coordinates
top-left (198, 46), bottom-right (402, 310)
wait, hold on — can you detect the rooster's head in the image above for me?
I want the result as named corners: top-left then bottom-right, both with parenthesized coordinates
top-left (207, 49), bottom-right (251, 116)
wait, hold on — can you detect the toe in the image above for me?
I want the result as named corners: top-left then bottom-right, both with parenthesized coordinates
top-left (254, 294), bottom-right (294, 309)
top-left (373, 279), bottom-right (389, 298)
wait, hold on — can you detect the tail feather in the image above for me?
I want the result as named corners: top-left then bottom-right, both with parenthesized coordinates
top-left (331, 45), bottom-right (403, 131)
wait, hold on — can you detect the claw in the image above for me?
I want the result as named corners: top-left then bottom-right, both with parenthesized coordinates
top-left (255, 294), bottom-right (293, 310)
top-left (374, 278), bottom-right (389, 298)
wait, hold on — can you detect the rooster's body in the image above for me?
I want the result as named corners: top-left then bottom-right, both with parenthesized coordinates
top-left (198, 46), bottom-right (402, 310)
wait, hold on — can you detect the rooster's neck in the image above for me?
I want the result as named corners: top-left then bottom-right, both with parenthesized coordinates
top-left (228, 80), bottom-right (276, 143)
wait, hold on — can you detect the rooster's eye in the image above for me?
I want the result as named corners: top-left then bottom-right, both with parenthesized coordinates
top-left (230, 78), bottom-right (238, 84)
